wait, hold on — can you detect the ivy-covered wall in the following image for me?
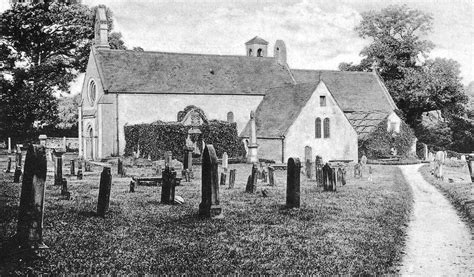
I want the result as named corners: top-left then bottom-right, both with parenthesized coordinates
top-left (359, 118), bottom-right (416, 159)
top-left (124, 120), bottom-right (246, 160)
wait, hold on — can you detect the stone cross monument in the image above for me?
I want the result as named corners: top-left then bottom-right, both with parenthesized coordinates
top-left (247, 110), bottom-right (258, 163)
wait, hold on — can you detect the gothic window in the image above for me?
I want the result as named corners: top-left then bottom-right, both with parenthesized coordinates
top-left (227, 111), bottom-right (234, 123)
top-left (257, 48), bottom-right (263, 57)
top-left (88, 79), bottom-right (97, 106)
top-left (320, 96), bottom-right (326, 107)
top-left (248, 49), bottom-right (253, 56)
top-left (323, 118), bottom-right (330, 138)
top-left (315, 118), bottom-right (321, 138)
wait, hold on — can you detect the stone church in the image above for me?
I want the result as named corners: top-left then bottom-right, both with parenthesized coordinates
top-left (79, 7), bottom-right (401, 162)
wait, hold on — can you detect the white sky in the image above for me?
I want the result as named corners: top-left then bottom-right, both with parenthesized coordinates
top-left (1, 0), bottom-right (473, 94)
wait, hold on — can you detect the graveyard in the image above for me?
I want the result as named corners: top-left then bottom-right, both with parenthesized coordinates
top-left (0, 147), bottom-right (413, 275)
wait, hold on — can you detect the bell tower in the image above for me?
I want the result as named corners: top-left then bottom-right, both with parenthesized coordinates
top-left (94, 7), bottom-right (109, 49)
top-left (245, 36), bottom-right (268, 57)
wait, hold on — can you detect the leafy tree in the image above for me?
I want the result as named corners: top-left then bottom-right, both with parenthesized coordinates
top-left (133, 46), bottom-right (144, 51)
top-left (109, 32), bottom-right (127, 50)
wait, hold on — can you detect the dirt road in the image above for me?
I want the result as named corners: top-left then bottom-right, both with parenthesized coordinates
top-left (399, 164), bottom-right (473, 275)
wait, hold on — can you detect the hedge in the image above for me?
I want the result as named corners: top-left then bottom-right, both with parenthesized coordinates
top-left (124, 120), bottom-right (246, 160)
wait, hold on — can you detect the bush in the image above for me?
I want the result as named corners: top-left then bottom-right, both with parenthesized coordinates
top-left (124, 120), bottom-right (246, 160)
top-left (360, 119), bottom-right (416, 159)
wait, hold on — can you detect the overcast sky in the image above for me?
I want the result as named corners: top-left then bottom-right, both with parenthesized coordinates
top-left (1, 0), bottom-right (473, 92)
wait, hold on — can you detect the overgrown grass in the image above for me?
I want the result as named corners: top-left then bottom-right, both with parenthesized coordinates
top-left (419, 164), bottom-right (473, 230)
top-left (1, 162), bottom-right (412, 275)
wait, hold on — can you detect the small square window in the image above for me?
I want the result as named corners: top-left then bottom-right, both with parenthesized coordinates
top-left (320, 96), bottom-right (326, 107)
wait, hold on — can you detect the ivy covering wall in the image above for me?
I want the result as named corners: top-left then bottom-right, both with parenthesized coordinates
top-left (359, 118), bottom-right (416, 159)
top-left (124, 120), bottom-right (246, 160)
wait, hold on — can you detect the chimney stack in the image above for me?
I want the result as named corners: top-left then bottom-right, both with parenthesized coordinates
top-left (94, 7), bottom-right (109, 49)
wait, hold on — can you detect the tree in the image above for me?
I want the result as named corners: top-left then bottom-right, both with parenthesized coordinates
top-left (109, 32), bottom-right (127, 50)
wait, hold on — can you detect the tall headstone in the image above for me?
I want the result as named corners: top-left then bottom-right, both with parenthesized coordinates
top-left (161, 167), bottom-right (176, 204)
top-left (466, 155), bottom-right (474, 183)
top-left (165, 151), bottom-right (173, 168)
top-left (16, 144), bottom-right (48, 249)
top-left (13, 151), bottom-right (22, 183)
top-left (220, 172), bottom-right (226, 186)
top-left (435, 151), bottom-right (446, 179)
top-left (305, 159), bottom-right (312, 179)
top-left (129, 181), bottom-right (135, 193)
top-left (61, 178), bottom-right (69, 197)
top-left (246, 111), bottom-right (258, 163)
top-left (117, 158), bottom-right (124, 176)
top-left (8, 137), bottom-right (11, 154)
top-left (222, 152), bottom-right (229, 173)
top-left (62, 136), bottom-right (67, 151)
top-left (286, 157), bottom-right (301, 208)
top-left (199, 144), bottom-right (222, 218)
top-left (228, 169), bottom-right (236, 189)
top-left (423, 144), bottom-right (428, 161)
top-left (268, 166), bottom-right (275, 186)
top-left (53, 151), bottom-right (64, 186)
top-left (97, 167), bottom-right (112, 217)
top-left (6, 157), bottom-right (11, 173)
top-left (77, 159), bottom-right (83, 180)
top-left (70, 160), bottom-right (75, 175)
top-left (315, 155), bottom-right (323, 186)
top-left (323, 163), bottom-right (336, 191)
top-left (245, 163), bottom-right (258, 193)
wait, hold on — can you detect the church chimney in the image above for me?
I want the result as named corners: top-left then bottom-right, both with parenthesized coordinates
top-left (94, 7), bottom-right (109, 49)
top-left (274, 40), bottom-right (287, 65)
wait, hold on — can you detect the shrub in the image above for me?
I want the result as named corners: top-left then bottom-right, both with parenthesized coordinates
top-left (124, 120), bottom-right (246, 160)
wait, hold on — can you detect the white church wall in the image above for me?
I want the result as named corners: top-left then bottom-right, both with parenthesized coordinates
top-left (284, 82), bottom-right (358, 162)
top-left (116, 93), bottom-right (264, 155)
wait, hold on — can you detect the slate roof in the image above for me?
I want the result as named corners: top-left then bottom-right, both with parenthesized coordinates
top-left (93, 49), bottom-right (294, 94)
top-left (240, 82), bottom-right (320, 138)
top-left (245, 36), bottom-right (269, 45)
top-left (292, 69), bottom-right (397, 114)
top-left (344, 111), bottom-right (388, 140)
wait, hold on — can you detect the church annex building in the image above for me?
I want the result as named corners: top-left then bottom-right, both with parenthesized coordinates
top-left (79, 8), bottom-right (401, 162)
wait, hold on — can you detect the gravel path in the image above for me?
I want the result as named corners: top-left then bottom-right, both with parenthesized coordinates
top-left (399, 164), bottom-right (473, 275)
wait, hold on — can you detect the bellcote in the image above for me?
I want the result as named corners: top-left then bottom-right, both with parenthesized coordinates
top-left (245, 36), bottom-right (268, 57)
top-left (94, 7), bottom-right (109, 49)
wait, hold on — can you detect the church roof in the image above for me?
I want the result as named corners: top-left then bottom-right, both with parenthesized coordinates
top-left (344, 111), bottom-right (388, 140)
top-left (93, 49), bottom-right (294, 94)
top-left (292, 69), bottom-right (397, 114)
top-left (245, 36), bottom-right (269, 45)
top-left (240, 82), bottom-right (320, 138)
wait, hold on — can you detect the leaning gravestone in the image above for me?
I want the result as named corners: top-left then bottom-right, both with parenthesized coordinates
top-left (245, 163), bottom-right (258, 193)
top-left (228, 169), bottom-right (236, 189)
top-left (16, 144), bottom-right (48, 249)
top-left (286, 157), bottom-right (301, 208)
top-left (199, 144), bottom-right (222, 218)
top-left (97, 167), bottom-right (112, 217)
top-left (268, 166), bottom-right (275, 186)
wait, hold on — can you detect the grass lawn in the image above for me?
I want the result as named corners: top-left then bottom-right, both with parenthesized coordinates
top-left (1, 159), bottom-right (412, 275)
top-left (419, 163), bottom-right (473, 230)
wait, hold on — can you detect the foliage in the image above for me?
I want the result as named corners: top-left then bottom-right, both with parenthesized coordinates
top-left (449, 116), bottom-right (474, 153)
top-left (0, 163), bottom-right (412, 275)
top-left (360, 118), bottom-right (416, 159)
top-left (109, 32), bottom-right (127, 50)
top-left (414, 121), bottom-right (453, 150)
top-left (124, 120), bottom-right (246, 160)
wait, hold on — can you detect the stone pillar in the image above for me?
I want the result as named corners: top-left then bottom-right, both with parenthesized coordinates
top-left (97, 167), bottom-right (112, 217)
top-left (245, 163), bottom-right (258, 193)
top-left (78, 107), bottom-right (83, 158)
top-left (8, 137), bottom-right (11, 154)
top-left (228, 169), bottom-right (236, 189)
top-left (161, 167), bottom-right (176, 204)
top-left (53, 151), bottom-right (64, 186)
top-left (16, 144), bottom-right (48, 249)
top-left (247, 111), bottom-right (258, 163)
top-left (199, 144), bottom-right (222, 218)
top-left (268, 166), bottom-right (275, 186)
top-left (286, 157), bottom-right (301, 208)
top-left (38, 134), bottom-right (47, 146)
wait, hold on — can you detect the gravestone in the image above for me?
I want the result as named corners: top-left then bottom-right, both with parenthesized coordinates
top-left (85, 161), bottom-right (91, 172)
top-left (70, 160), bottom-right (75, 175)
top-left (336, 168), bottom-right (346, 186)
top-left (199, 144), bottom-right (222, 218)
top-left (286, 157), bottom-right (301, 208)
top-left (16, 144), bottom-right (48, 249)
top-left (360, 155), bottom-right (367, 166)
top-left (53, 151), bottom-right (64, 186)
top-left (435, 151), bottom-right (446, 179)
top-left (228, 169), bottom-right (236, 189)
top-left (118, 158), bottom-right (124, 176)
top-left (262, 168), bottom-right (268, 183)
top-left (466, 155), bottom-right (474, 182)
top-left (156, 165), bottom-right (162, 176)
top-left (368, 166), bottom-right (373, 182)
top-left (245, 163), bottom-right (258, 193)
top-left (305, 159), bottom-right (312, 179)
top-left (161, 167), bottom-right (177, 204)
top-left (268, 166), bottom-right (275, 186)
top-left (305, 146), bottom-right (312, 179)
top-left (6, 157), bottom-right (11, 173)
top-left (220, 172), bottom-right (226, 186)
top-left (7, 137), bottom-right (11, 154)
top-left (164, 151), bottom-right (173, 168)
top-left (423, 144), bottom-right (428, 161)
top-left (61, 178), bottom-right (69, 196)
top-left (77, 160), bottom-right (83, 180)
top-left (323, 163), bottom-right (336, 191)
top-left (97, 167), bottom-right (112, 217)
top-left (246, 111), bottom-right (258, 163)
top-left (13, 167), bottom-right (22, 183)
top-left (222, 152), bottom-right (228, 173)
top-left (129, 181), bottom-right (135, 192)
top-left (315, 155), bottom-right (323, 186)
top-left (354, 163), bottom-right (362, 178)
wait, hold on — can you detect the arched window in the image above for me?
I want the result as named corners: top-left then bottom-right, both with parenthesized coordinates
top-left (323, 118), bottom-right (330, 138)
top-left (227, 111), bottom-right (234, 123)
top-left (315, 118), bottom-right (321, 138)
top-left (257, 48), bottom-right (263, 57)
top-left (88, 79), bottom-right (97, 106)
top-left (248, 49), bottom-right (253, 56)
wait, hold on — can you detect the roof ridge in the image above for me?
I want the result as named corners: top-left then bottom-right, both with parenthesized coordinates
top-left (292, 68), bottom-right (375, 75)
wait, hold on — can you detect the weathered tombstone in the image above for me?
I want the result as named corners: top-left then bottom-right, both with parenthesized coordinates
top-left (117, 158), bottom-right (124, 176)
top-left (85, 161), bottom-right (91, 172)
top-left (304, 146), bottom-right (312, 179)
top-left (360, 155), bottom-right (367, 166)
top-left (164, 151), bottom-right (173, 168)
top-left (7, 137), bottom-right (11, 154)
top-left (228, 169), bottom-right (236, 189)
top-left (129, 181), bottom-right (135, 192)
top-left (336, 168), bottom-right (346, 186)
top-left (161, 167), bottom-right (176, 204)
top-left (286, 157), bottom-right (301, 208)
top-left (466, 155), bottom-right (474, 183)
top-left (61, 178), bottom-right (68, 196)
top-left (423, 144), bottom-right (428, 161)
top-left (97, 167), bottom-right (112, 217)
top-left (13, 166), bottom-right (22, 183)
top-left (199, 144), bottom-right (222, 218)
top-left (70, 160), bottom-right (75, 175)
top-left (156, 165), bottom-right (162, 176)
top-left (247, 111), bottom-right (258, 163)
top-left (245, 163), bottom-right (258, 193)
top-left (6, 157), bottom-right (11, 173)
top-left (315, 155), bottom-right (323, 186)
top-left (354, 163), bottom-right (362, 178)
top-left (53, 151), bottom-right (64, 186)
top-left (16, 144), bottom-right (48, 249)
top-left (77, 160), bottom-right (83, 180)
top-left (268, 166), bottom-right (275, 186)
top-left (222, 152), bottom-right (228, 173)
top-left (368, 166), bottom-right (373, 182)
top-left (435, 151), bottom-right (446, 179)
top-left (323, 163), bottom-right (336, 191)
top-left (220, 172), bottom-right (226, 186)
top-left (305, 159), bottom-right (312, 179)
top-left (62, 136), bottom-right (67, 151)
